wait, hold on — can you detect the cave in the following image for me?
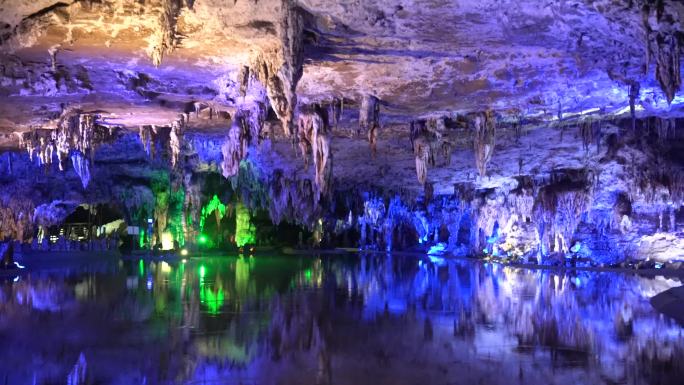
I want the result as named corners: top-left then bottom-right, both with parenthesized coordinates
top-left (1, 1), bottom-right (684, 384)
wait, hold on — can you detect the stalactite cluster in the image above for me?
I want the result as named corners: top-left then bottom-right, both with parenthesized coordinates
top-left (221, 113), bottom-right (249, 179)
top-left (0, 197), bottom-right (34, 241)
top-left (579, 119), bottom-right (601, 153)
top-left (18, 109), bottom-right (122, 188)
top-left (146, 0), bottom-right (184, 67)
top-left (220, 105), bottom-right (266, 179)
top-left (409, 117), bottom-right (451, 185)
top-left (139, 114), bottom-right (187, 168)
top-left (297, 104), bottom-right (333, 199)
top-left (249, 0), bottom-right (305, 137)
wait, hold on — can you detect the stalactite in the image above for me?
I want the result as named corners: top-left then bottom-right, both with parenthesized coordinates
top-left (441, 140), bottom-right (453, 166)
top-left (249, 0), bottom-right (304, 137)
top-left (655, 117), bottom-right (676, 141)
top-left (70, 151), bottom-right (90, 189)
top-left (139, 125), bottom-right (152, 157)
top-left (409, 119), bottom-right (427, 152)
top-left (298, 104), bottom-right (333, 198)
top-left (54, 110), bottom-right (97, 170)
top-left (359, 94), bottom-right (380, 156)
top-left (653, 33), bottom-right (680, 104)
top-left (328, 97), bottom-right (342, 129)
top-left (368, 123), bottom-right (378, 158)
top-left (297, 112), bottom-right (313, 170)
top-left (238, 65), bottom-right (250, 97)
top-left (472, 110), bottom-right (496, 178)
top-left (169, 116), bottom-right (184, 168)
top-left (313, 120), bottom-right (332, 200)
top-left (139, 114), bottom-right (186, 167)
top-left (235, 201), bottom-right (255, 247)
top-left (359, 94), bottom-right (380, 136)
top-left (18, 109), bottom-right (121, 189)
top-left (414, 135), bottom-right (431, 185)
top-left (629, 81), bottom-right (640, 131)
top-left (221, 113), bottom-right (249, 178)
top-left (409, 118), bottom-right (451, 184)
top-left (19, 129), bottom-right (55, 166)
top-left (643, 4), bottom-right (681, 104)
top-left (0, 197), bottom-right (34, 241)
top-left (147, 0), bottom-right (184, 67)
top-left (579, 119), bottom-right (601, 153)
top-left (246, 101), bottom-right (268, 145)
top-left (182, 170), bottom-right (201, 243)
top-left (532, 174), bottom-right (590, 254)
top-left (220, 104), bottom-right (267, 179)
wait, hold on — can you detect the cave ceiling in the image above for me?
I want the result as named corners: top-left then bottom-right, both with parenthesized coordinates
top-left (0, 0), bottom-right (682, 136)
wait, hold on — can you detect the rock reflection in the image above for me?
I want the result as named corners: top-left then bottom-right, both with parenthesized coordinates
top-left (0, 254), bottom-right (682, 384)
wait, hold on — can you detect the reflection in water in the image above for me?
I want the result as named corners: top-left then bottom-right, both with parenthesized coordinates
top-left (0, 254), bottom-right (682, 384)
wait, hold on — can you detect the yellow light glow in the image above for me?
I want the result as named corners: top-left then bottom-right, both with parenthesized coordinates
top-left (180, 249), bottom-right (188, 256)
top-left (161, 231), bottom-right (174, 250)
top-left (161, 261), bottom-right (172, 273)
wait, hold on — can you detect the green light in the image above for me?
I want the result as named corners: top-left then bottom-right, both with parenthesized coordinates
top-left (200, 284), bottom-right (225, 315)
top-left (235, 202), bottom-right (255, 247)
top-left (198, 234), bottom-right (208, 244)
top-left (199, 265), bottom-right (206, 278)
top-left (204, 287), bottom-right (225, 314)
top-left (138, 259), bottom-right (144, 277)
top-left (199, 195), bottom-right (226, 231)
top-left (305, 269), bottom-right (312, 281)
top-left (138, 229), bottom-right (145, 248)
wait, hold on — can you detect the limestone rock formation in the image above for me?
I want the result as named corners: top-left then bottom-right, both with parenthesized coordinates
top-left (0, 0), bottom-right (682, 264)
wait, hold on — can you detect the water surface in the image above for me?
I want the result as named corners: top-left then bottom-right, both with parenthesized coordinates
top-left (0, 253), bottom-right (682, 385)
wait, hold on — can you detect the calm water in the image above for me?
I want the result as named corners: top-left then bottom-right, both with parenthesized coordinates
top-left (0, 253), bottom-right (683, 385)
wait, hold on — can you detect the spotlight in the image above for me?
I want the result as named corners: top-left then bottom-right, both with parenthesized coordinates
top-left (180, 249), bottom-right (188, 256)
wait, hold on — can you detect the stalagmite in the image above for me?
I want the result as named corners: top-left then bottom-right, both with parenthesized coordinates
top-left (472, 111), bottom-right (496, 178)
